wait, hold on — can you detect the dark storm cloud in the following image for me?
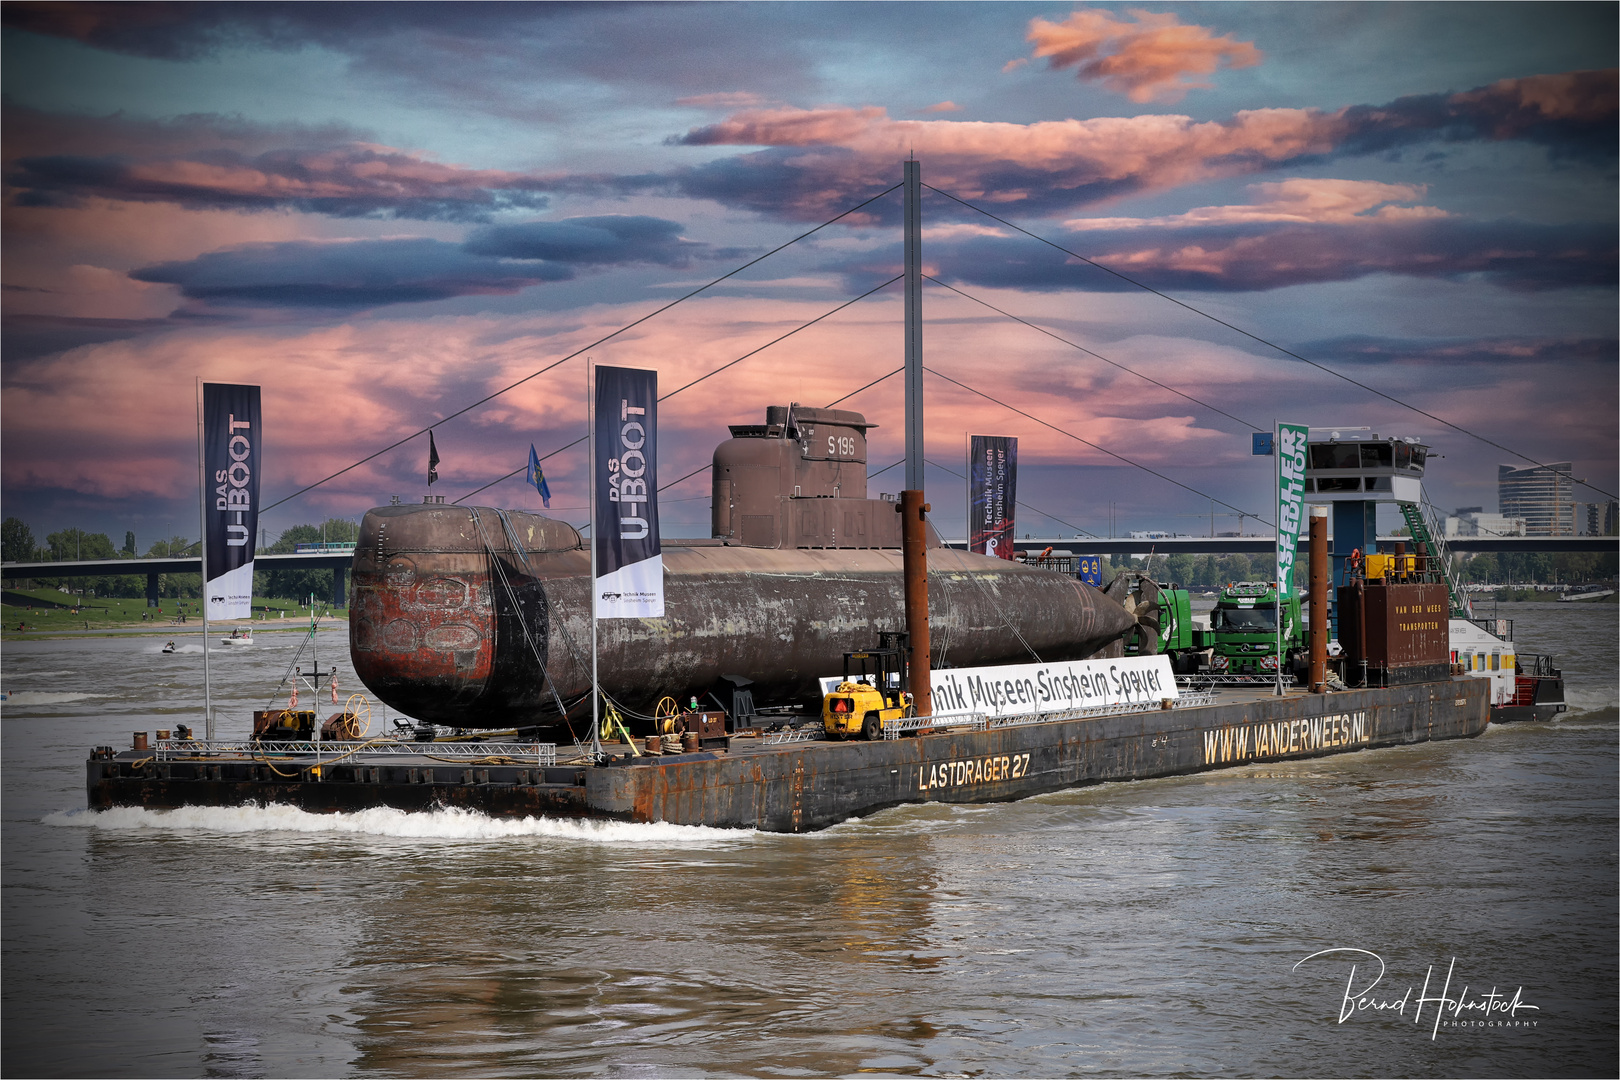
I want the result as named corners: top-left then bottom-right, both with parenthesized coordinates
top-left (464, 216), bottom-right (707, 266)
top-left (878, 218), bottom-right (1619, 295)
top-left (1337, 70), bottom-right (1620, 163)
top-left (1298, 334), bottom-right (1618, 369)
top-left (1, 1), bottom-right (829, 106)
top-left (129, 238), bottom-right (574, 308)
top-left (0, 2), bottom-right (567, 61)
top-left (6, 142), bottom-right (551, 222)
top-left (125, 215), bottom-right (722, 309)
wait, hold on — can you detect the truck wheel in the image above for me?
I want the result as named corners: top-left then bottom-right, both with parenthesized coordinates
top-left (863, 713), bottom-right (882, 741)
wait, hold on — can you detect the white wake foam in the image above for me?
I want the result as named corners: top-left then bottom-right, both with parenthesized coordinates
top-left (43, 804), bottom-right (757, 845)
top-left (2, 691), bottom-right (112, 707)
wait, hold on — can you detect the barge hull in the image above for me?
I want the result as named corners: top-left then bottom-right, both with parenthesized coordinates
top-left (87, 679), bottom-right (1489, 832)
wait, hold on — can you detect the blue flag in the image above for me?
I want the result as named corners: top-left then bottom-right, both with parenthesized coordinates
top-left (527, 444), bottom-right (551, 508)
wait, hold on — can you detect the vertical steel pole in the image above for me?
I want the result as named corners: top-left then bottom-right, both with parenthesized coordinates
top-left (1274, 421), bottom-right (1284, 697)
top-left (900, 490), bottom-right (932, 717)
top-left (904, 160), bottom-right (924, 493)
top-left (588, 361), bottom-right (600, 761)
top-left (1309, 505), bottom-right (1329, 692)
top-left (197, 378), bottom-right (213, 739)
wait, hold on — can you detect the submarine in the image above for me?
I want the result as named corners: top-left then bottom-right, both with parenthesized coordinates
top-left (349, 405), bottom-right (1138, 727)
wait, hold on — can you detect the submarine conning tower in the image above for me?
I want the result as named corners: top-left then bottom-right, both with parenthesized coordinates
top-left (712, 405), bottom-right (906, 550)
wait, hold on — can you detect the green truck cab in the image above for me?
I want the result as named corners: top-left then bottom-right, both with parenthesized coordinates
top-left (1206, 582), bottom-right (1305, 677)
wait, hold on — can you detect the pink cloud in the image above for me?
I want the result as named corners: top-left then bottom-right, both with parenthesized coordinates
top-left (667, 70), bottom-right (1613, 221)
top-left (1064, 178), bottom-right (1448, 229)
top-left (919, 101), bottom-right (964, 113)
top-left (0, 293), bottom-right (1267, 516)
top-left (4, 288), bottom-right (1612, 535)
top-left (678, 104), bottom-right (1347, 201)
top-left (1024, 8), bottom-right (1263, 103)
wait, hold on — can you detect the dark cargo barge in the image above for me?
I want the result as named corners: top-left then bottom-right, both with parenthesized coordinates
top-left (87, 677), bottom-right (1489, 832)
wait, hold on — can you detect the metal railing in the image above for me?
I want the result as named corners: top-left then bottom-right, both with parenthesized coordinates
top-left (152, 740), bottom-right (557, 765)
top-left (881, 709), bottom-right (988, 738)
top-left (1177, 674), bottom-right (1285, 688)
top-left (1402, 496), bottom-right (1473, 619)
top-left (761, 726), bottom-right (827, 745)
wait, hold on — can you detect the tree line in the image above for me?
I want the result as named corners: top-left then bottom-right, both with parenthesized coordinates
top-left (2, 517), bottom-right (361, 602)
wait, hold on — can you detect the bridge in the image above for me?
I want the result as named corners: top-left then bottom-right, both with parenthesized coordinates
top-left (946, 536), bottom-right (1617, 556)
top-left (0, 550), bottom-right (354, 607)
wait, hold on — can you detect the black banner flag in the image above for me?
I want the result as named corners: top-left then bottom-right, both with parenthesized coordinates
top-left (203, 383), bottom-right (261, 619)
top-left (969, 434), bottom-right (1017, 560)
top-left (593, 366), bottom-right (663, 618)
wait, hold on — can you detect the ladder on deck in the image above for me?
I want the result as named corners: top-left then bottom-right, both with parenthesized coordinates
top-left (1398, 498), bottom-right (1473, 619)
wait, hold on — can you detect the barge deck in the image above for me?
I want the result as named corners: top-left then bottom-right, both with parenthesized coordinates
top-left (88, 677), bottom-right (1490, 832)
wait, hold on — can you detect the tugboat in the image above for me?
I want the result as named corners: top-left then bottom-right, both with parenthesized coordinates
top-left (1450, 616), bottom-right (1566, 723)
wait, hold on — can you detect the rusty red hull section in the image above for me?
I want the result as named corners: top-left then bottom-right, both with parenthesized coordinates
top-left (349, 504), bottom-right (1137, 727)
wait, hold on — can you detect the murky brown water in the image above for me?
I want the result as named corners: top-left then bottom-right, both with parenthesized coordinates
top-left (4, 603), bottom-right (1615, 1077)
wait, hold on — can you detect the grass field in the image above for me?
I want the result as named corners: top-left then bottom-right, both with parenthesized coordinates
top-left (2, 587), bottom-right (346, 638)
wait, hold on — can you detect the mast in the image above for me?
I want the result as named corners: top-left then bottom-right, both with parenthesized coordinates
top-left (196, 378), bottom-right (213, 739)
top-left (904, 160), bottom-right (923, 492)
top-left (901, 160), bottom-right (932, 717)
top-left (588, 360), bottom-right (601, 761)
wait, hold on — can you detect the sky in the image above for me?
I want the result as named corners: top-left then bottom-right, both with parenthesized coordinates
top-left (3, 1), bottom-right (1615, 547)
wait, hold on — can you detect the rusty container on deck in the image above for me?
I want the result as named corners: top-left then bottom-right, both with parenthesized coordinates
top-left (1337, 580), bottom-right (1450, 687)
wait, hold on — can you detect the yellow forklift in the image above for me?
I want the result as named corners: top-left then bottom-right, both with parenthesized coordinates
top-left (822, 631), bottom-right (914, 740)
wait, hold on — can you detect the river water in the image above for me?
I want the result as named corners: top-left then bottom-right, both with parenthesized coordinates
top-left (3, 603), bottom-right (1615, 1078)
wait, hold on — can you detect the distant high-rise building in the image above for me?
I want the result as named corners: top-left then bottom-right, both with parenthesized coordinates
top-left (1582, 500), bottom-right (1620, 536)
top-left (1498, 463), bottom-right (1579, 536)
top-left (1445, 507), bottom-right (1525, 537)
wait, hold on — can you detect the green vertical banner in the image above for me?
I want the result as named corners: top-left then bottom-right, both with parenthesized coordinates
top-left (1275, 422), bottom-right (1309, 601)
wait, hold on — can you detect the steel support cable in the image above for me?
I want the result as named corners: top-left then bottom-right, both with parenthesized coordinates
top-left (921, 456), bottom-right (1100, 539)
top-left (922, 275), bottom-right (1260, 431)
top-left (924, 182), bottom-right (1615, 501)
top-left (455, 275), bottom-right (905, 504)
top-left (825, 366), bottom-right (904, 409)
top-left (260, 182), bottom-right (905, 515)
top-left (925, 546), bottom-right (1041, 665)
top-left (924, 365), bottom-right (1269, 524)
top-left (655, 363), bottom-right (908, 498)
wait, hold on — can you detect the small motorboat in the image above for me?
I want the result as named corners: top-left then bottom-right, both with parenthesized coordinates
top-left (219, 629), bottom-right (254, 647)
top-left (162, 641), bottom-right (177, 654)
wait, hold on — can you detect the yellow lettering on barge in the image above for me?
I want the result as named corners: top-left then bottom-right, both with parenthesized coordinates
top-left (1201, 711), bottom-right (1370, 765)
top-left (917, 752), bottom-right (1031, 793)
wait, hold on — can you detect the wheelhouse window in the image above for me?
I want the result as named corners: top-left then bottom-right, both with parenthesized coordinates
top-left (1360, 443), bottom-right (1393, 468)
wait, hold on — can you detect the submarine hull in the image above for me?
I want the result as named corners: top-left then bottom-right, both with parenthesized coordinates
top-left (349, 504), bottom-right (1137, 727)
